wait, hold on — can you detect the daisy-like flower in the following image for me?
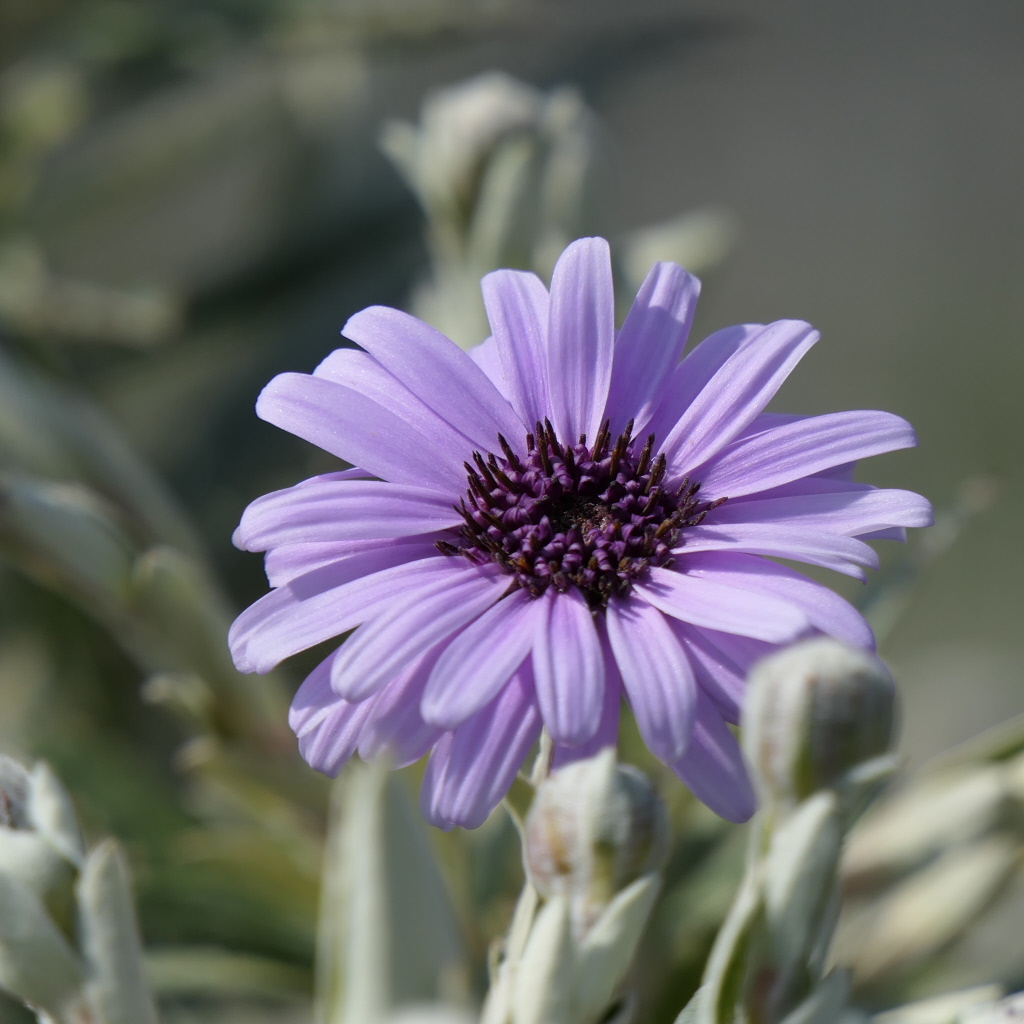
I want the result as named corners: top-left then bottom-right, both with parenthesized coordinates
top-left (229, 238), bottom-right (931, 829)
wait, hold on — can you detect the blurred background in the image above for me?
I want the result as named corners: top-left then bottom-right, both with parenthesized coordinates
top-left (1, 0), bottom-right (1022, 1020)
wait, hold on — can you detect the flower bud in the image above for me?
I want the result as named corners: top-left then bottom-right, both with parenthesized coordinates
top-left (524, 749), bottom-right (668, 936)
top-left (742, 638), bottom-right (897, 807)
top-left (0, 757), bottom-right (79, 933)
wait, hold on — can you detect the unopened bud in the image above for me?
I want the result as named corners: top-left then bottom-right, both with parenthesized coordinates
top-left (743, 639), bottom-right (897, 807)
top-left (524, 750), bottom-right (668, 935)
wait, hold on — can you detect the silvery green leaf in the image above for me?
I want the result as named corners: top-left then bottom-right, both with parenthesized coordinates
top-left (697, 874), bottom-right (763, 1024)
top-left (872, 984), bottom-right (1004, 1024)
top-left (317, 760), bottom-right (465, 1024)
top-left (844, 767), bottom-right (1006, 886)
top-left (0, 351), bottom-right (198, 556)
top-left (511, 894), bottom-right (574, 1024)
top-left (619, 207), bottom-right (737, 292)
top-left (674, 988), bottom-right (704, 1024)
top-left (76, 840), bottom-right (159, 1024)
top-left (958, 992), bottom-right (1024, 1024)
top-left (777, 971), bottom-right (850, 1024)
top-left (0, 991), bottom-right (36, 1024)
top-left (851, 837), bottom-right (1019, 983)
top-left (574, 874), bottom-right (660, 1024)
top-left (0, 871), bottom-right (84, 1015)
top-left (27, 763), bottom-right (84, 869)
top-left (144, 946), bottom-right (311, 996)
top-left (386, 1006), bottom-right (477, 1024)
top-left (763, 792), bottom-right (841, 968)
top-left (0, 476), bottom-right (135, 616)
top-left (131, 546), bottom-right (284, 732)
top-left (0, 829), bottom-right (74, 919)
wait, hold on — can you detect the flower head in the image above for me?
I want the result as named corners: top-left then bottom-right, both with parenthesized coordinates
top-left (229, 237), bottom-right (931, 829)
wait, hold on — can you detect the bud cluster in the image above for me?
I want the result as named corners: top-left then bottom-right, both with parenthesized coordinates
top-left (688, 639), bottom-right (900, 1024)
top-left (0, 754), bottom-right (158, 1023)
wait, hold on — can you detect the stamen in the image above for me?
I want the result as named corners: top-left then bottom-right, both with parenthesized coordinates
top-left (440, 424), bottom-right (725, 608)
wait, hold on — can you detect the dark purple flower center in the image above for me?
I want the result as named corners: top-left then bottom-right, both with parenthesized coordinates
top-left (436, 419), bottom-right (725, 609)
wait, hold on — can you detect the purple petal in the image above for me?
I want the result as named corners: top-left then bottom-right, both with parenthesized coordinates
top-left (289, 650), bottom-right (380, 776)
top-left (667, 688), bottom-right (756, 823)
top-left (481, 269), bottom-right (551, 429)
top-left (635, 565), bottom-right (809, 643)
top-left (342, 305), bottom-right (527, 454)
top-left (423, 589), bottom-right (540, 728)
top-left (680, 550), bottom-right (875, 650)
top-left (532, 588), bottom-right (606, 746)
top-left (605, 596), bottom-right (697, 761)
top-left (642, 324), bottom-right (762, 440)
top-left (604, 262), bottom-right (700, 434)
top-left (680, 523), bottom-right (879, 579)
top-left (694, 410), bottom-right (918, 500)
top-left (468, 335), bottom-right (504, 386)
top-left (330, 563), bottom-right (505, 701)
top-left (546, 238), bottom-right (615, 442)
top-left (671, 622), bottom-right (749, 724)
top-left (263, 537), bottom-right (438, 588)
top-left (230, 556), bottom-right (465, 674)
top-left (357, 648), bottom-right (445, 768)
top-left (420, 669), bottom-right (542, 830)
top-left (661, 320), bottom-right (819, 477)
top-left (859, 527), bottom-right (907, 542)
top-left (551, 639), bottom-right (622, 769)
top-left (706, 487), bottom-right (934, 535)
top-left (738, 411), bottom-right (808, 438)
top-left (235, 480), bottom-right (461, 551)
top-left (257, 368), bottom-right (467, 491)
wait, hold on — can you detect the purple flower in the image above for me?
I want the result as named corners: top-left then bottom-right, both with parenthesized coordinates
top-left (229, 237), bottom-right (932, 829)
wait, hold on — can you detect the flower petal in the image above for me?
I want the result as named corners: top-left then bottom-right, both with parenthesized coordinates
top-left (551, 641), bottom-right (622, 769)
top-left (532, 588), bottom-right (606, 746)
top-left (342, 305), bottom-right (527, 453)
top-left (661, 320), bottom-right (819, 477)
top-left (423, 589), bottom-right (540, 728)
top-left (357, 648), bottom-right (445, 768)
top-left (235, 480), bottom-right (462, 550)
top-left (667, 689), bottom-right (756, 823)
top-left (481, 269), bottom-right (551, 428)
top-left (606, 596), bottom-right (697, 761)
top-left (680, 523), bottom-right (879, 579)
top-left (635, 565), bottom-right (809, 643)
top-left (468, 335), bottom-right (504, 385)
top-left (642, 323), bottom-right (762, 440)
top-left (289, 650), bottom-right (379, 776)
top-left (420, 669), bottom-right (542, 830)
top-left (707, 487), bottom-right (934, 535)
top-left (681, 550), bottom-right (875, 649)
top-left (330, 563), bottom-right (506, 701)
top-left (694, 410), bottom-right (918, 500)
top-left (671, 622), bottom-right (750, 723)
top-left (264, 536), bottom-right (439, 588)
top-left (546, 238), bottom-right (615, 442)
top-left (604, 262), bottom-right (700, 434)
top-left (229, 556), bottom-right (464, 674)
top-left (257, 369), bottom-right (467, 491)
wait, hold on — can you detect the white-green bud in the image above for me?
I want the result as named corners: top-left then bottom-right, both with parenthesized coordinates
top-left (524, 749), bottom-right (668, 936)
top-left (0, 758), bottom-right (80, 933)
top-left (743, 639), bottom-right (897, 807)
